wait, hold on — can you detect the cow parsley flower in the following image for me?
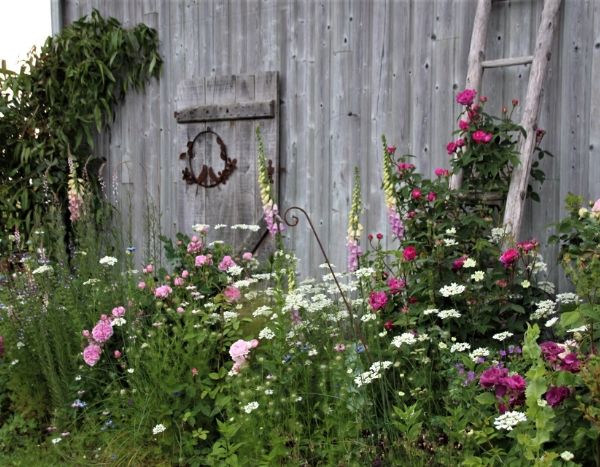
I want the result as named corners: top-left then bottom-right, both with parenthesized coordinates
top-left (450, 342), bottom-right (470, 353)
top-left (463, 258), bottom-right (476, 268)
top-left (391, 332), bottom-right (417, 348)
top-left (242, 401), bottom-right (259, 413)
top-left (258, 327), bottom-right (275, 340)
top-left (469, 347), bottom-right (490, 362)
top-left (560, 451), bottom-right (575, 461)
top-left (32, 265), bottom-right (53, 274)
top-left (492, 331), bottom-right (513, 341)
top-left (471, 270), bottom-right (485, 282)
top-left (438, 309), bottom-right (461, 319)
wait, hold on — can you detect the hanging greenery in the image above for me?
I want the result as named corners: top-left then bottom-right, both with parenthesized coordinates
top-left (0, 9), bottom-right (162, 251)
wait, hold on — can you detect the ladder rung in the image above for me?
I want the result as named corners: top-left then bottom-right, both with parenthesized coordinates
top-left (482, 56), bottom-right (534, 69)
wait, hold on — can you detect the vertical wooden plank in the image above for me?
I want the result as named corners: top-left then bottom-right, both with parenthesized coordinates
top-left (589, 2), bottom-right (600, 201)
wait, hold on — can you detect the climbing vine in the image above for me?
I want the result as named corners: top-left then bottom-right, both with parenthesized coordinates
top-left (0, 9), bottom-right (162, 251)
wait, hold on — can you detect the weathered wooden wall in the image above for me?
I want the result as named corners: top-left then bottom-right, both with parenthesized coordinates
top-left (60, 0), bottom-right (599, 287)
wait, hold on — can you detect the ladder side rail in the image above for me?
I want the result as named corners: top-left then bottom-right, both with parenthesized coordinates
top-left (503, 0), bottom-right (563, 238)
top-left (450, 0), bottom-right (493, 190)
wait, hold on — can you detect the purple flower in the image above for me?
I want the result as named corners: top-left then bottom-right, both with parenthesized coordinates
top-left (545, 386), bottom-right (571, 407)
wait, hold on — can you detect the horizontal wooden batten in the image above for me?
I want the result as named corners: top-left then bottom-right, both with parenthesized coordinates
top-left (482, 55), bottom-right (534, 69)
top-left (174, 100), bottom-right (275, 123)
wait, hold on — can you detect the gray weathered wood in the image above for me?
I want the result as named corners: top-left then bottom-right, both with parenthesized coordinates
top-left (503, 0), bottom-right (563, 238)
top-left (482, 55), bottom-right (534, 68)
top-left (174, 100), bottom-right (275, 123)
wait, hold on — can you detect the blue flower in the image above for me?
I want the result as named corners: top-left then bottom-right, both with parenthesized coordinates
top-left (355, 344), bottom-right (365, 353)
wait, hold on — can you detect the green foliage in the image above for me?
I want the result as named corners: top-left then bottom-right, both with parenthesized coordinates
top-left (0, 9), bottom-right (161, 250)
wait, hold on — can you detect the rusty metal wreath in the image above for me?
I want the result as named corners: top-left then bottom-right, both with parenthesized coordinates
top-left (180, 128), bottom-right (237, 188)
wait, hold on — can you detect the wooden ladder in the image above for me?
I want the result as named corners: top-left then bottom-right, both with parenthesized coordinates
top-left (449, 0), bottom-right (562, 239)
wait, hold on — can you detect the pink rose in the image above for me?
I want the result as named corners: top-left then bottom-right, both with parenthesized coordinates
top-left (181, 270), bottom-right (189, 278)
top-left (218, 255), bottom-right (237, 272)
top-left (174, 277), bottom-right (184, 286)
top-left (224, 286), bottom-right (241, 303)
top-left (411, 188), bottom-right (422, 200)
top-left (387, 277), bottom-right (406, 294)
top-left (143, 264), bottom-right (154, 274)
top-left (472, 130), bottom-right (493, 144)
top-left (154, 285), bottom-right (173, 299)
top-left (455, 138), bottom-right (465, 148)
top-left (195, 254), bottom-right (212, 267)
top-left (452, 256), bottom-right (466, 271)
top-left (229, 339), bottom-right (250, 362)
top-left (91, 320), bottom-right (113, 344)
top-left (446, 141), bottom-right (457, 154)
top-left (403, 246), bottom-right (417, 261)
top-left (387, 146), bottom-right (397, 155)
top-left (456, 89), bottom-right (477, 106)
top-left (138, 281), bottom-right (146, 290)
top-left (458, 119), bottom-right (470, 131)
top-left (545, 386), bottom-right (570, 407)
top-left (427, 191), bottom-right (437, 202)
top-left (479, 367), bottom-right (508, 388)
top-left (499, 248), bottom-right (519, 268)
top-left (177, 307), bottom-right (185, 313)
top-left (83, 344), bottom-right (102, 367)
top-left (592, 199), bottom-right (600, 212)
top-left (114, 350), bottom-right (122, 359)
top-left (398, 162), bottom-right (415, 172)
top-left (434, 167), bottom-right (450, 177)
top-left (187, 236), bottom-right (203, 254)
top-left (517, 239), bottom-right (538, 252)
top-left (112, 306), bottom-right (126, 318)
top-left (242, 252), bottom-right (253, 261)
top-left (368, 291), bottom-right (388, 311)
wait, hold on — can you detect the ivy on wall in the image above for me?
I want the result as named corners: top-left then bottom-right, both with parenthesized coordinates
top-left (0, 9), bottom-right (162, 249)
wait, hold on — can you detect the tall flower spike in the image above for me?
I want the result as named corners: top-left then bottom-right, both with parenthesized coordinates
top-left (67, 156), bottom-right (85, 222)
top-left (381, 135), bottom-right (404, 240)
top-left (347, 167), bottom-right (363, 272)
top-left (256, 128), bottom-right (284, 236)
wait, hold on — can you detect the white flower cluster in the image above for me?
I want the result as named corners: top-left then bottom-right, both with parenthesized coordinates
top-left (32, 265), bottom-right (53, 275)
top-left (445, 227), bottom-right (456, 236)
top-left (227, 265), bottom-right (243, 276)
top-left (223, 311), bottom-right (239, 322)
top-left (567, 325), bottom-right (588, 333)
top-left (233, 278), bottom-right (258, 289)
top-left (192, 223), bottom-right (209, 232)
top-left (471, 270), bottom-right (485, 282)
top-left (493, 411), bottom-right (527, 431)
top-left (306, 294), bottom-right (333, 313)
top-left (231, 224), bottom-right (261, 232)
top-left (361, 313), bottom-right (377, 323)
top-left (242, 401), bottom-right (259, 413)
top-left (463, 258), bottom-right (476, 268)
top-left (545, 317), bottom-right (559, 327)
top-left (152, 424), bottom-right (167, 435)
top-left (490, 227), bottom-right (507, 243)
top-left (439, 283), bottom-right (466, 297)
top-left (82, 278), bottom-right (100, 285)
top-left (437, 309), bottom-right (461, 319)
top-left (443, 238), bottom-right (458, 247)
top-left (423, 308), bottom-right (439, 316)
top-left (556, 293), bottom-right (579, 305)
top-left (492, 331), bottom-right (513, 342)
top-left (450, 342), bottom-right (471, 353)
top-left (354, 361), bottom-right (393, 387)
top-left (391, 332), bottom-right (417, 348)
top-left (252, 305), bottom-right (273, 318)
top-left (99, 256), bottom-right (118, 266)
top-left (530, 299), bottom-right (556, 320)
top-left (537, 281), bottom-right (555, 294)
top-left (469, 347), bottom-right (490, 362)
top-left (258, 327), bottom-right (275, 340)
top-left (354, 267), bottom-right (375, 279)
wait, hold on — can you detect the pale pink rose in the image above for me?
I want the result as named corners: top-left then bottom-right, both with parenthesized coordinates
top-left (229, 339), bottom-right (251, 362)
top-left (91, 320), bottom-right (113, 343)
top-left (82, 330), bottom-right (90, 338)
top-left (592, 199), bottom-right (600, 212)
top-left (83, 344), bottom-right (102, 366)
top-left (138, 281), bottom-right (146, 290)
top-left (143, 264), bottom-right (154, 274)
top-left (112, 306), bottom-right (126, 318)
top-left (224, 286), bottom-right (241, 303)
top-left (195, 255), bottom-right (212, 267)
top-left (242, 252), bottom-right (253, 261)
top-left (114, 350), bottom-right (122, 359)
top-left (173, 277), bottom-right (184, 286)
top-left (181, 270), bottom-right (189, 278)
top-left (218, 255), bottom-right (237, 271)
top-left (176, 307), bottom-right (185, 313)
top-left (154, 285), bottom-right (173, 299)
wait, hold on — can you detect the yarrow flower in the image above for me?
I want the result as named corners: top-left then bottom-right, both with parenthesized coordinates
top-left (354, 361), bottom-right (393, 387)
top-left (492, 331), bottom-right (514, 342)
top-left (99, 256), bottom-right (118, 266)
top-left (152, 424), bottom-right (166, 435)
top-left (438, 309), bottom-right (461, 319)
top-left (439, 283), bottom-right (465, 297)
top-left (242, 401), bottom-right (259, 414)
top-left (391, 332), bottom-right (417, 348)
top-left (493, 411), bottom-right (527, 431)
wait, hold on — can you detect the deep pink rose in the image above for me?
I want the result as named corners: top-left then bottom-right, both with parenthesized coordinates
top-left (387, 277), bottom-right (406, 294)
top-left (403, 246), bottom-right (417, 261)
top-left (472, 130), bottom-right (493, 144)
top-left (499, 248), bottom-right (519, 268)
top-left (434, 167), bottom-right (450, 177)
top-left (455, 138), bottom-right (465, 148)
top-left (446, 141), bottom-right (457, 154)
top-left (540, 341), bottom-right (563, 362)
top-left (517, 239), bottom-right (539, 252)
top-left (545, 386), bottom-right (571, 407)
top-left (387, 146), bottom-right (396, 155)
top-left (458, 119), bottom-right (470, 131)
top-left (452, 256), bottom-right (466, 271)
top-left (560, 353), bottom-right (581, 373)
top-left (427, 192), bottom-right (437, 202)
top-left (398, 162), bottom-right (415, 172)
top-left (456, 89), bottom-right (477, 106)
top-left (502, 374), bottom-right (526, 392)
top-left (368, 291), bottom-right (388, 311)
top-left (411, 188), bottom-right (422, 200)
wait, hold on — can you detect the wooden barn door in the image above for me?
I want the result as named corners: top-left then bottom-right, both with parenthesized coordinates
top-left (174, 72), bottom-right (279, 252)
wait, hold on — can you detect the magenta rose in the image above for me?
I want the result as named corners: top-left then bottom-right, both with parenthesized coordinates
top-left (387, 277), bottom-right (406, 294)
top-left (472, 130), bottom-right (493, 144)
top-left (434, 167), bottom-right (450, 177)
top-left (502, 374), bottom-right (526, 392)
top-left (499, 248), bottom-right (519, 268)
top-left (411, 188), bottom-right (422, 200)
top-left (446, 141), bottom-right (457, 154)
top-left (479, 367), bottom-right (508, 388)
top-left (456, 89), bottom-right (477, 106)
top-left (403, 246), bottom-right (417, 261)
top-left (459, 119), bottom-right (470, 131)
top-left (368, 291), bottom-right (388, 311)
